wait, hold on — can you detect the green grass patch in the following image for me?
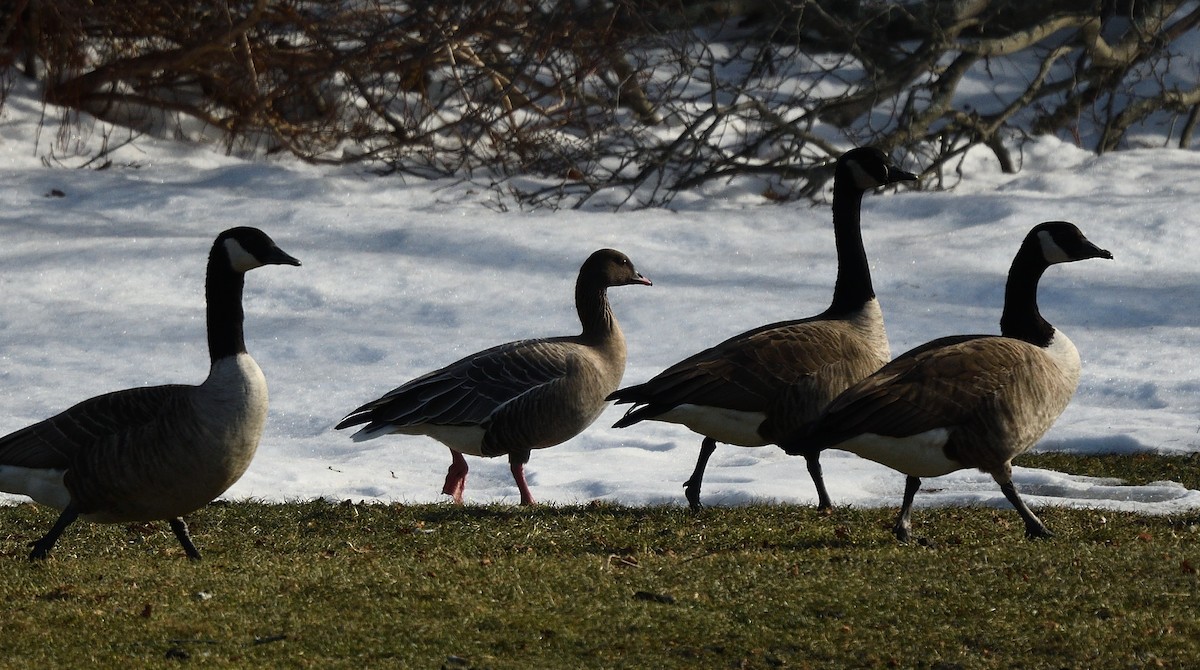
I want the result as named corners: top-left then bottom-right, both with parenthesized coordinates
top-left (1019, 451), bottom-right (1200, 491)
top-left (2, 454), bottom-right (1199, 669)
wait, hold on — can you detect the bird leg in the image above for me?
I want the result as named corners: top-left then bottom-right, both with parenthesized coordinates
top-left (442, 450), bottom-right (468, 504)
top-left (893, 476), bottom-right (922, 542)
top-left (803, 449), bottom-right (834, 514)
top-left (510, 464), bottom-right (537, 506)
top-left (169, 517), bottom-right (203, 560)
top-left (683, 437), bottom-right (718, 511)
top-left (996, 474), bottom-right (1052, 539)
top-left (508, 451), bottom-right (536, 506)
top-left (28, 504), bottom-right (80, 561)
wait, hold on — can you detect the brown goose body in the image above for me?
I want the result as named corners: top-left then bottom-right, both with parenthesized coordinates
top-left (337, 248), bottom-right (652, 505)
top-left (0, 227), bottom-right (301, 560)
top-left (609, 147), bottom-right (917, 510)
top-left (817, 334), bottom-right (1081, 479)
top-left (796, 221), bottom-right (1113, 541)
top-left (613, 300), bottom-right (889, 447)
top-left (0, 361), bottom-right (268, 524)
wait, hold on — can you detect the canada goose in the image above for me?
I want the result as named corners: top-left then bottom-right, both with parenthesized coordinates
top-left (336, 248), bottom-right (652, 505)
top-left (0, 227), bottom-right (301, 560)
top-left (608, 147), bottom-right (917, 510)
top-left (791, 221), bottom-right (1112, 541)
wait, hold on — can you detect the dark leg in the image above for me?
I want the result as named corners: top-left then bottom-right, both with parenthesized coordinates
top-left (509, 451), bottom-right (536, 506)
top-left (169, 517), bottom-right (203, 561)
top-left (996, 474), bottom-right (1052, 539)
top-left (804, 450), bottom-right (833, 513)
top-left (442, 450), bottom-right (468, 503)
top-left (683, 437), bottom-right (718, 511)
top-left (893, 476), bottom-right (922, 542)
top-left (28, 505), bottom-right (80, 561)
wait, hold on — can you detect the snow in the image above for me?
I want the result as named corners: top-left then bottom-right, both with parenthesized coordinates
top-left (1, 77), bottom-right (1199, 518)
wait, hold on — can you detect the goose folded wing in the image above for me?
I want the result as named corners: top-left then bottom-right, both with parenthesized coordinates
top-left (0, 384), bottom-right (190, 468)
top-left (343, 339), bottom-right (573, 428)
top-left (615, 319), bottom-right (870, 415)
top-left (810, 335), bottom-right (1029, 444)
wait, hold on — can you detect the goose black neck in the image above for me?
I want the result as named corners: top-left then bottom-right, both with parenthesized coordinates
top-left (826, 181), bottom-right (875, 316)
top-left (576, 278), bottom-right (615, 343)
top-left (205, 250), bottom-right (248, 362)
top-left (999, 246), bottom-right (1055, 347)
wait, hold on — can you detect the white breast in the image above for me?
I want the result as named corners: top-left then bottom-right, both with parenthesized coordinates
top-left (196, 354), bottom-right (270, 431)
top-left (848, 297), bottom-right (891, 363)
top-left (184, 353), bottom-right (270, 494)
top-left (1043, 329), bottom-right (1082, 388)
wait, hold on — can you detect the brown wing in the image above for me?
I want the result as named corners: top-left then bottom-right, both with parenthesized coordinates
top-left (337, 337), bottom-right (575, 433)
top-left (612, 318), bottom-right (886, 433)
top-left (0, 384), bottom-right (191, 470)
top-left (808, 335), bottom-right (1043, 446)
top-left (479, 352), bottom-right (611, 457)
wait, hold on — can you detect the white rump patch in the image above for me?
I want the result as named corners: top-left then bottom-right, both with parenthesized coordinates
top-left (654, 404), bottom-right (768, 447)
top-left (353, 423), bottom-right (488, 456)
top-left (224, 238), bottom-right (263, 273)
top-left (837, 428), bottom-right (960, 478)
top-left (0, 466), bottom-right (71, 510)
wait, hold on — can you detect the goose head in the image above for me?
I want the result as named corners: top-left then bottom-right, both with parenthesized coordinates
top-left (836, 147), bottom-right (919, 192)
top-left (216, 226), bottom-right (303, 273)
top-left (1026, 221), bottom-right (1114, 267)
top-left (999, 221), bottom-right (1112, 344)
top-left (581, 248), bottom-right (653, 288)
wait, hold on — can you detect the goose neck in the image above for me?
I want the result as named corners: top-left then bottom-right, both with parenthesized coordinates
top-left (576, 280), bottom-right (617, 344)
top-left (827, 184), bottom-right (874, 315)
top-left (999, 248), bottom-right (1054, 346)
top-left (205, 253), bottom-right (248, 363)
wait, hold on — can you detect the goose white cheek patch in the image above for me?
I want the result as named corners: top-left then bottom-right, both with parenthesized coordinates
top-left (224, 238), bottom-right (262, 272)
top-left (846, 161), bottom-right (883, 190)
top-left (1037, 230), bottom-right (1072, 264)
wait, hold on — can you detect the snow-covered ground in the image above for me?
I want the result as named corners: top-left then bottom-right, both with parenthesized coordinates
top-left (1, 77), bottom-right (1198, 517)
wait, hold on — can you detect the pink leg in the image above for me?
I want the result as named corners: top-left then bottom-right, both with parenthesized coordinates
top-left (441, 450), bottom-right (468, 504)
top-left (511, 462), bottom-right (536, 506)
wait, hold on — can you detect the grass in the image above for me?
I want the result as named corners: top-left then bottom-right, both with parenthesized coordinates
top-left (1, 454), bottom-right (1199, 669)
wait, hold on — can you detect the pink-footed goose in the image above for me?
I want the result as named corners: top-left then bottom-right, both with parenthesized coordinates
top-left (608, 147), bottom-right (917, 510)
top-left (791, 221), bottom-right (1112, 541)
top-left (0, 227), bottom-right (301, 560)
top-left (336, 248), bottom-right (651, 505)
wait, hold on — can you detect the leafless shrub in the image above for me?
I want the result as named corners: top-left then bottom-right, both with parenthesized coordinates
top-left (6, 0), bottom-right (1200, 208)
